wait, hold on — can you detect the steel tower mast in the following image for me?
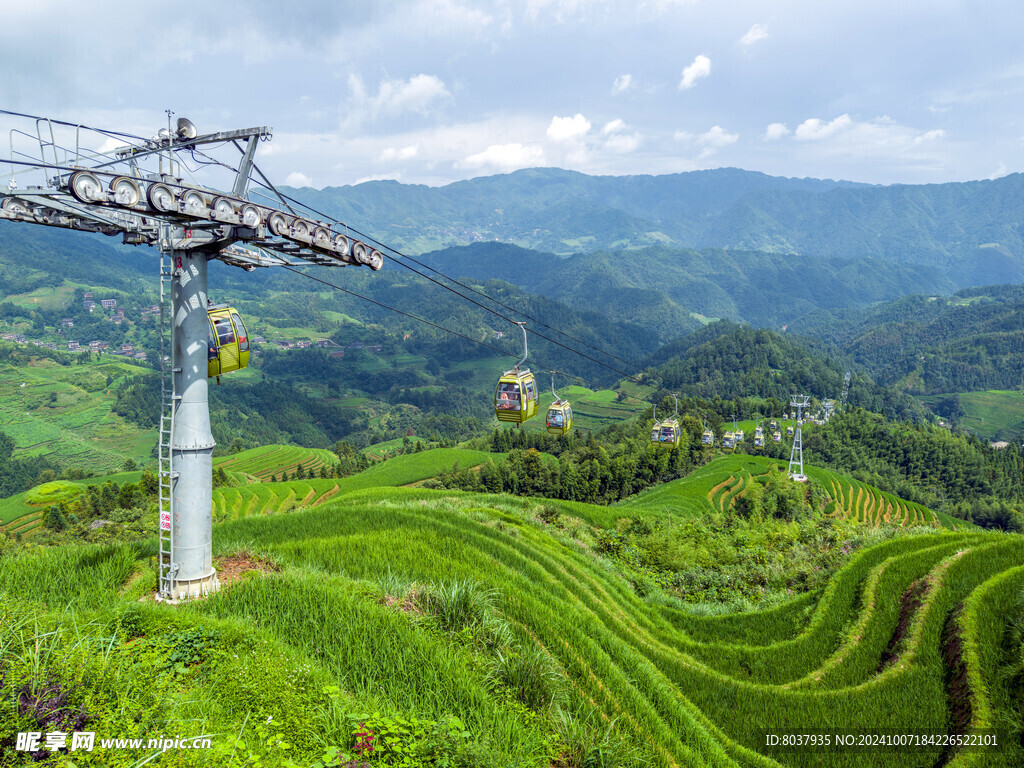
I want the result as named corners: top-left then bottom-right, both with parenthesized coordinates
top-left (0, 111), bottom-right (384, 600)
top-left (788, 395), bottom-right (810, 482)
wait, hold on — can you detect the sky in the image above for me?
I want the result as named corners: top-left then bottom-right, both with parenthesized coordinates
top-left (2, 0), bottom-right (1024, 189)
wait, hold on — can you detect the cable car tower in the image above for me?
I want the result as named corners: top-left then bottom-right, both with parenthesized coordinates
top-left (787, 395), bottom-right (810, 482)
top-left (0, 111), bottom-right (384, 601)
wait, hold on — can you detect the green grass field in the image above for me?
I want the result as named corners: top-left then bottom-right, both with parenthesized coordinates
top-left (211, 447), bottom-right (503, 521)
top-left (1, 489), bottom-right (1020, 766)
top-left (362, 435), bottom-right (429, 460)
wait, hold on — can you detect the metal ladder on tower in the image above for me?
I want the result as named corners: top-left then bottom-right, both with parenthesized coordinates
top-left (157, 247), bottom-right (177, 597)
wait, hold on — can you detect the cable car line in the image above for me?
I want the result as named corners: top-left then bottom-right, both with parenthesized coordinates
top-left (240, 167), bottom-right (650, 384)
top-left (242, 173), bottom-right (647, 373)
top-left (281, 264), bottom-right (645, 398)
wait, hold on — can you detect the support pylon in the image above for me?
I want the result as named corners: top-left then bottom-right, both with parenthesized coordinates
top-left (788, 395), bottom-right (810, 482)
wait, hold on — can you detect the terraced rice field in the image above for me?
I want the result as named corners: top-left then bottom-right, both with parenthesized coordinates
top-left (211, 448), bottom-right (501, 520)
top-left (10, 489), bottom-right (1020, 766)
top-left (0, 359), bottom-right (155, 472)
top-left (617, 455), bottom-right (773, 519)
top-left (213, 444), bottom-right (339, 480)
top-left (212, 479), bottom-right (342, 522)
top-left (620, 455), bottom-right (968, 532)
top-left (803, 467), bottom-right (968, 530)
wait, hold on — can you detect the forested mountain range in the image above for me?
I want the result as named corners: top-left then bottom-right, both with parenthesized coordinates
top-left (292, 167), bottom-right (1024, 290)
top-left (417, 242), bottom-right (952, 333)
top-left (790, 284), bottom-right (1024, 394)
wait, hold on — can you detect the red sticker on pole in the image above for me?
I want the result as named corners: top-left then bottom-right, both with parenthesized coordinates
top-left (160, 512), bottom-right (171, 531)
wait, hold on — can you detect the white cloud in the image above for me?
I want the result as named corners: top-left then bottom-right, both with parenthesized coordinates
top-left (612, 74), bottom-right (633, 94)
top-left (794, 114), bottom-right (853, 140)
top-left (600, 119), bottom-right (640, 152)
top-left (605, 133), bottom-right (641, 154)
top-left (380, 144), bottom-right (420, 162)
top-left (547, 113), bottom-right (591, 141)
top-left (914, 129), bottom-right (946, 143)
top-left (375, 74), bottom-right (451, 115)
top-left (678, 54), bottom-right (711, 90)
top-left (699, 125), bottom-right (739, 148)
top-left (764, 122), bottom-right (790, 140)
top-left (739, 23), bottom-right (768, 47)
top-left (347, 73), bottom-right (451, 124)
top-left (459, 143), bottom-right (545, 171)
top-left (285, 171), bottom-right (312, 187)
top-left (778, 116), bottom-right (952, 176)
top-left (674, 125), bottom-right (738, 157)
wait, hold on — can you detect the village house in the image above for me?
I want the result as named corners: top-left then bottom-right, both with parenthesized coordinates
top-left (101, 298), bottom-right (117, 309)
top-left (68, 341), bottom-right (80, 350)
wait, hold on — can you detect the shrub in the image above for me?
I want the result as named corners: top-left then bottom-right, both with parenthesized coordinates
top-left (486, 645), bottom-right (564, 710)
top-left (418, 579), bottom-right (497, 633)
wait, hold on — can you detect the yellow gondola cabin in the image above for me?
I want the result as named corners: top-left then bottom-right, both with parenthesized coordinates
top-left (494, 322), bottom-right (539, 425)
top-left (651, 394), bottom-right (682, 449)
top-left (207, 305), bottom-right (250, 379)
top-left (494, 371), bottom-right (539, 424)
top-left (651, 420), bottom-right (681, 448)
top-left (546, 401), bottom-right (572, 435)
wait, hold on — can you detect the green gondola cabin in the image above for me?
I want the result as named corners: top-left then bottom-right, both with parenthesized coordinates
top-left (207, 305), bottom-right (250, 380)
top-left (494, 370), bottom-right (539, 424)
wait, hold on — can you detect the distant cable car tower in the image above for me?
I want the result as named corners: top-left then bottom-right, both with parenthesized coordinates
top-left (788, 395), bottom-right (810, 481)
top-left (0, 110), bottom-right (384, 601)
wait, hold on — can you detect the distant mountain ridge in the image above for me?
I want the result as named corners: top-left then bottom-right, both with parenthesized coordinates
top-left (289, 167), bottom-right (1024, 290)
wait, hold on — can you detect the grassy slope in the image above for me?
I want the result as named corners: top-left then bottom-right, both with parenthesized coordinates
top-left (2, 490), bottom-right (1021, 767)
top-left (920, 389), bottom-right (1024, 441)
top-left (211, 448), bottom-right (503, 522)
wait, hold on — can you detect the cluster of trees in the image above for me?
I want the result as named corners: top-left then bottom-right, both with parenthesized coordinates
top-left (0, 431), bottom-right (57, 497)
top-left (429, 409), bottom-right (707, 504)
top-left (645, 322), bottom-right (924, 421)
top-left (794, 286), bottom-right (1024, 395)
top-left (42, 473), bottom-right (157, 543)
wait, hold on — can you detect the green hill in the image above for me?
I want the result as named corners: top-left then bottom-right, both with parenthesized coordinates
top-left (1, 488), bottom-right (1021, 766)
